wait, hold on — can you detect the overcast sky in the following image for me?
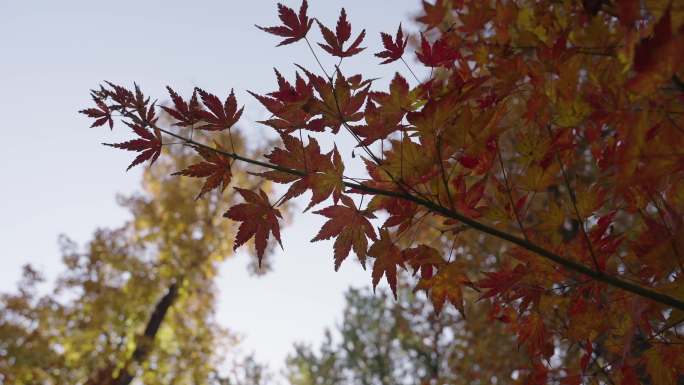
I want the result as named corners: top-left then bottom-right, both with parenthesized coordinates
top-left (0, 0), bottom-right (424, 374)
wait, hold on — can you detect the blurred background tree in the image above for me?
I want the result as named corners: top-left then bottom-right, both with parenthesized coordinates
top-left (284, 283), bottom-right (527, 385)
top-left (0, 129), bottom-right (276, 385)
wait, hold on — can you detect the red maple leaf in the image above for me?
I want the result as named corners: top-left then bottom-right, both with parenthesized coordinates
top-left (477, 265), bottom-right (525, 300)
top-left (161, 87), bottom-right (202, 127)
top-left (516, 314), bottom-right (553, 357)
top-left (416, 34), bottom-right (460, 67)
top-left (249, 69), bottom-right (315, 134)
top-left (259, 134), bottom-right (344, 210)
top-left (224, 188), bottom-right (283, 266)
top-left (103, 81), bottom-right (135, 107)
top-left (402, 244), bottom-right (445, 280)
top-left (80, 96), bottom-right (113, 129)
top-left (354, 73), bottom-right (413, 146)
top-left (370, 229), bottom-right (405, 299)
top-left (628, 7), bottom-right (684, 92)
top-left (634, 7), bottom-right (676, 74)
top-left (450, 176), bottom-right (487, 218)
top-left (311, 195), bottom-right (377, 270)
top-left (415, 0), bottom-right (449, 30)
top-left (317, 8), bottom-right (366, 58)
top-left (195, 88), bottom-right (244, 131)
top-left (172, 146), bottom-right (232, 199)
top-left (298, 67), bottom-right (369, 133)
top-left (104, 123), bottom-right (162, 171)
top-left (256, 1), bottom-right (313, 46)
top-left (374, 23), bottom-right (408, 64)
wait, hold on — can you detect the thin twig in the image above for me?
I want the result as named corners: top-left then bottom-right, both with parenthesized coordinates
top-left (304, 37), bottom-right (331, 80)
top-left (497, 145), bottom-right (528, 240)
top-left (400, 57), bottom-right (421, 84)
top-left (546, 125), bottom-right (601, 272)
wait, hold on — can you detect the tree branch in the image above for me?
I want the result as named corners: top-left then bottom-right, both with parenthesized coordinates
top-left (134, 123), bottom-right (684, 312)
top-left (88, 282), bottom-right (179, 385)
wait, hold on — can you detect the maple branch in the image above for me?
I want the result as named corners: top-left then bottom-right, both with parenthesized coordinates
top-left (435, 136), bottom-right (455, 211)
top-left (327, 67), bottom-right (383, 165)
top-left (546, 125), bottom-right (601, 272)
top-left (496, 146), bottom-right (528, 240)
top-left (116, 110), bottom-right (684, 312)
top-left (227, 126), bottom-right (238, 167)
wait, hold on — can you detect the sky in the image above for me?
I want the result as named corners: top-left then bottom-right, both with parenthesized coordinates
top-left (0, 0), bottom-right (425, 375)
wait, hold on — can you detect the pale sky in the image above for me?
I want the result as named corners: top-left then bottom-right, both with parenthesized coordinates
top-left (0, 0), bottom-right (424, 375)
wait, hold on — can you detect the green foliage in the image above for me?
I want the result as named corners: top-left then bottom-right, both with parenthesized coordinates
top-left (285, 284), bottom-right (526, 385)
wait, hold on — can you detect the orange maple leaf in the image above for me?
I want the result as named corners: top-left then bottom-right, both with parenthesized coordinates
top-left (369, 229), bottom-right (405, 299)
top-left (415, 262), bottom-right (471, 316)
top-left (416, 0), bottom-right (448, 30)
top-left (311, 196), bottom-right (377, 270)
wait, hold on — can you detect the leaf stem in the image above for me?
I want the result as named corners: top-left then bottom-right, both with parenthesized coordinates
top-left (400, 57), bottom-right (421, 84)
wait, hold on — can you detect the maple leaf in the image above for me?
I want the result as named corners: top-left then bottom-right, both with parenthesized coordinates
top-left (223, 188), bottom-right (282, 266)
top-left (416, 34), bottom-right (460, 67)
top-left (80, 96), bottom-right (113, 129)
top-left (367, 195), bottom-right (418, 232)
top-left (311, 196), bottom-right (377, 270)
top-left (374, 23), bottom-right (408, 64)
top-left (516, 314), bottom-right (553, 358)
top-left (317, 8), bottom-right (366, 58)
top-left (172, 146), bottom-right (232, 199)
top-left (298, 67), bottom-right (369, 133)
top-left (380, 137), bottom-right (439, 187)
top-left (402, 244), bottom-right (445, 280)
top-left (415, 262), bottom-right (472, 318)
top-left (103, 123), bottom-right (162, 171)
top-left (369, 230), bottom-right (404, 299)
top-left (102, 81), bottom-right (135, 107)
top-left (249, 69), bottom-right (315, 134)
top-left (415, 262), bottom-right (471, 316)
top-left (477, 265), bottom-right (525, 300)
top-left (415, 0), bottom-right (448, 30)
top-left (259, 134), bottom-right (344, 210)
top-left (352, 101), bottom-right (402, 147)
top-left (256, 0), bottom-right (313, 46)
top-left (161, 87), bottom-right (202, 127)
top-left (195, 88), bottom-right (244, 131)
top-left (452, 176), bottom-right (487, 218)
top-left (305, 146), bottom-right (345, 210)
top-left (353, 73), bottom-right (417, 145)
top-left (628, 6), bottom-right (684, 93)
top-left (269, 69), bottom-right (314, 105)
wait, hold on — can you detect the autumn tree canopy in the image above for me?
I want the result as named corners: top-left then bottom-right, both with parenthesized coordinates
top-left (0, 132), bottom-right (273, 384)
top-left (81, 0), bottom-right (684, 384)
